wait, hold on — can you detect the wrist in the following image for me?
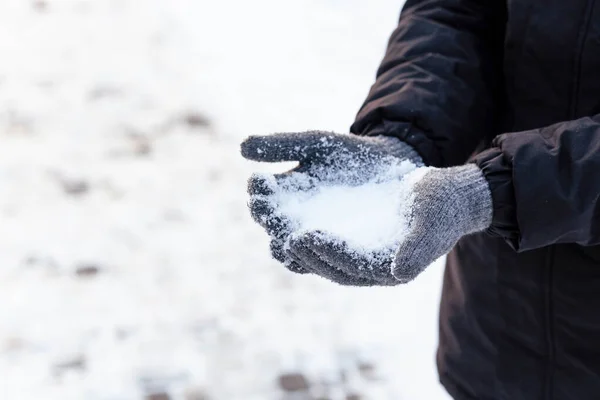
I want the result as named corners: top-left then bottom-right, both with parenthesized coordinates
top-left (472, 148), bottom-right (519, 247)
top-left (449, 164), bottom-right (493, 233)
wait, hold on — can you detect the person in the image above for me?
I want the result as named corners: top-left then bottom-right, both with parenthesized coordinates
top-left (241, 0), bottom-right (600, 399)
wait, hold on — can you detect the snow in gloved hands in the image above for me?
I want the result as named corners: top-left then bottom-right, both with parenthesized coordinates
top-left (263, 159), bottom-right (417, 252)
top-left (242, 131), bottom-right (429, 284)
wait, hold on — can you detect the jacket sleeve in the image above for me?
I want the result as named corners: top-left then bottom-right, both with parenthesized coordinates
top-left (350, 0), bottom-right (507, 167)
top-left (474, 114), bottom-right (600, 251)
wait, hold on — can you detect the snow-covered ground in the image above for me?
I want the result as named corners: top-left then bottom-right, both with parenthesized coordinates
top-left (0, 1), bottom-right (451, 399)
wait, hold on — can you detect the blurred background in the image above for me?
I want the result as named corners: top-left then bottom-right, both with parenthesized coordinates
top-left (0, 0), bottom-right (450, 399)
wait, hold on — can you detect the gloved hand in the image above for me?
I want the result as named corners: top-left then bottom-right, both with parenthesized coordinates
top-left (241, 130), bottom-right (423, 278)
top-left (288, 164), bottom-right (493, 285)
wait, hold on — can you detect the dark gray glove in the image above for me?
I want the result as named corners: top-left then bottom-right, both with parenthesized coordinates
top-left (241, 130), bottom-right (423, 279)
top-left (288, 164), bottom-right (493, 285)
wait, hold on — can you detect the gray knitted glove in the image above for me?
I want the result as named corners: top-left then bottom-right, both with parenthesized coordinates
top-left (288, 164), bottom-right (493, 285)
top-left (241, 130), bottom-right (423, 279)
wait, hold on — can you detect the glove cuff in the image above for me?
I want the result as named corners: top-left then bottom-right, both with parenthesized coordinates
top-left (451, 164), bottom-right (493, 233)
top-left (369, 136), bottom-right (425, 167)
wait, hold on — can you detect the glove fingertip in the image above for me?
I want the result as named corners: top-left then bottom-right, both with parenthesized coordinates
top-left (240, 135), bottom-right (269, 161)
top-left (285, 260), bottom-right (310, 274)
top-left (247, 173), bottom-right (276, 196)
top-left (269, 239), bottom-right (287, 263)
top-left (269, 238), bottom-right (309, 274)
top-left (247, 197), bottom-right (273, 223)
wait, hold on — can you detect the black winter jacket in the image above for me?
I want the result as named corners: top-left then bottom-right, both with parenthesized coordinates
top-left (351, 0), bottom-right (600, 399)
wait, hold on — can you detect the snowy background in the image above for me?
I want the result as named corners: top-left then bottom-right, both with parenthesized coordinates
top-left (0, 0), bottom-right (450, 399)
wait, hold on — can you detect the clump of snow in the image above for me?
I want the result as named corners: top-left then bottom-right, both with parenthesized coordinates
top-left (275, 160), bottom-right (418, 251)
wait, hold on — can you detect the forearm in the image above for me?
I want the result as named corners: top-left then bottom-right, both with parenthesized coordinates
top-left (351, 0), bottom-right (507, 167)
top-left (473, 114), bottom-right (600, 251)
